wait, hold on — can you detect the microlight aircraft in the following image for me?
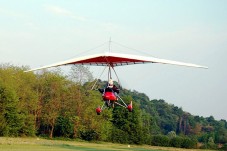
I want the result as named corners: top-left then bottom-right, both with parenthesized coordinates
top-left (25, 51), bottom-right (208, 115)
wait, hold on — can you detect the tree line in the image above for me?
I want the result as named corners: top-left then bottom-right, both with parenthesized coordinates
top-left (0, 64), bottom-right (227, 150)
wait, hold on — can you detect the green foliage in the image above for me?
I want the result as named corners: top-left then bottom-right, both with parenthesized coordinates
top-left (111, 127), bottom-right (129, 144)
top-left (1, 64), bottom-right (227, 150)
top-left (111, 97), bottom-right (144, 144)
top-left (207, 137), bottom-right (217, 149)
top-left (167, 131), bottom-right (176, 138)
top-left (0, 78), bottom-right (23, 136)
top-left (215, 127), bottom-right (227, 144)
top-left (69, 65), bottom-right (93, 85)
top-left (150, 99), bottom-right (180, 134)
top-left (170, 136), bottom-right (183, 148)
top-left (80, 129), bottom-right (98, 141)
top-left (221, 143), bottom-right (227, 150)
top-left (181, 137), bottom-right (197, 149)
top-left (0, 65), bottom-right (38, 136)
top-left (54, 116), bottom-right (74, 137)
top-left (151, 135), bottom-right (170, 147)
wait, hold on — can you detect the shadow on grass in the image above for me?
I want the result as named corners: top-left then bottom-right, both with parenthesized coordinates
top-left (44, 144), bottom-right (163, 151)
top-left (44, 143), bottom-right (118, 151)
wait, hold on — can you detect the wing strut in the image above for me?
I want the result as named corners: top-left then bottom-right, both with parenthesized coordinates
top-left (108, 65), bottom-right (112, 81)
top-left (91, 66), bottom-right (107, 90)
top-left (111, 66), bottom-right (122, 89)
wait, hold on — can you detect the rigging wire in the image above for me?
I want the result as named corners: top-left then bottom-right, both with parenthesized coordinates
top-left (91, 66), bottom-right (107, 90)
top-left (111, 41), bottom-right (157, 57)
top-left (65, 41), bottom-right (109, 60)
top-left (111, 66), bottom-right (122, 89)
top-left (109, 37), bottom-right (111, 52)
top-left (108, 65), bottom-right (112, 81)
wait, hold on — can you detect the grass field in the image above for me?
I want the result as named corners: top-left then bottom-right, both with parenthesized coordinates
top-left (0, 137), bottom-right (214, 151)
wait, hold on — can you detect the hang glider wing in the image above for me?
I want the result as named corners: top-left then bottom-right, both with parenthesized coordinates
top-left (25, 52), bottom-right (208, 72)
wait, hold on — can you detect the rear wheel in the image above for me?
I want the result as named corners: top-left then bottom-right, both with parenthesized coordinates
top-left (96, 107), bottom-right (102, 115)
top-left (127, 101), bottom-right (133, 112)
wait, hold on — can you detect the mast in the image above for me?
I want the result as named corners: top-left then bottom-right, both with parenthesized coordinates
top-left (108, 65), bottom-right (112, 80)
top-left (109, 37), bottom-right (111, 52)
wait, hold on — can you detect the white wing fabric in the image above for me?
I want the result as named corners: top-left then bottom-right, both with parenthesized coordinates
top-left (25, 52), bottom-right (208, 72)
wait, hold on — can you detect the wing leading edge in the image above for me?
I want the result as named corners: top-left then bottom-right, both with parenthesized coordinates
top-left (25, 52), bottom-right (208, 72)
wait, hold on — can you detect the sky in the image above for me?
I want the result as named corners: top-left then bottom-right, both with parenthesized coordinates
top-left (0, 0), bottom-right (227, 120)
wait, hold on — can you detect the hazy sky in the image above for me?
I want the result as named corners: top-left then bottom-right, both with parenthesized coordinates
top-left (0, 0), bottom-right (227, 120)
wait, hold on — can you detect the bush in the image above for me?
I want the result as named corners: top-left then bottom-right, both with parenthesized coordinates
top-left (181, 137), bottom-right (197, 149)
top-left (54, 116), bottom-right (74, 138)
top-left (207, 143), bottom-right (217, 150)
top-left (151, 135), bottom-right (170, 147)
top-left (221, 143), bottom-right (227, 150)
top-left (80, 129), bottom-right (98, 141)
top-left (200, 143), bottom-right (217, 150)
top-left (111, 127), bottom-right (129, 144)
top-left (170, 136), bottom-right (183, 148)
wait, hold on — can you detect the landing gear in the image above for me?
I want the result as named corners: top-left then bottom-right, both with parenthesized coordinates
top-left (105, 100), bottom-right (111, 107)
top-left (96, 107), bottom-right (102, 115)
top-left (95, 65), bottom-right (133, 115)
top-left (127, 101), bottom-right (133, 112)
top-left (96, 100), bottom-right (133, 115)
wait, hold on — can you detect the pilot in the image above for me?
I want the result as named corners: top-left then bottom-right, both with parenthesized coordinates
top-left (98, 79), bottom-right (120, 107)
top-left (107, 79), bottom-right (119, 94)
top-left (98, 79), bottom-right (119, 94)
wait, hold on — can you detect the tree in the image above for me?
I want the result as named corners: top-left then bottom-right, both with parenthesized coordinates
top-left (111, 96), bottom-right (144, 144)
top-left (38, 70), bottom-right (67, 138)
top-left (215, 127), bottom-right (227, 144)
top-left (0, 82), bottom-right (22, 136)
top-left (15, 69), bottom-right (38, 136)
top-left (0, 65), bottom-right (36, 136)
top-left (69, 65), bottom-right (93, 85)
top-left (167, 131), bottom-right (176, 138)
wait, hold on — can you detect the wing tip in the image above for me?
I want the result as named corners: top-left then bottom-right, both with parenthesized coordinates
top-left (199, 66), bottom-right (208, 69)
